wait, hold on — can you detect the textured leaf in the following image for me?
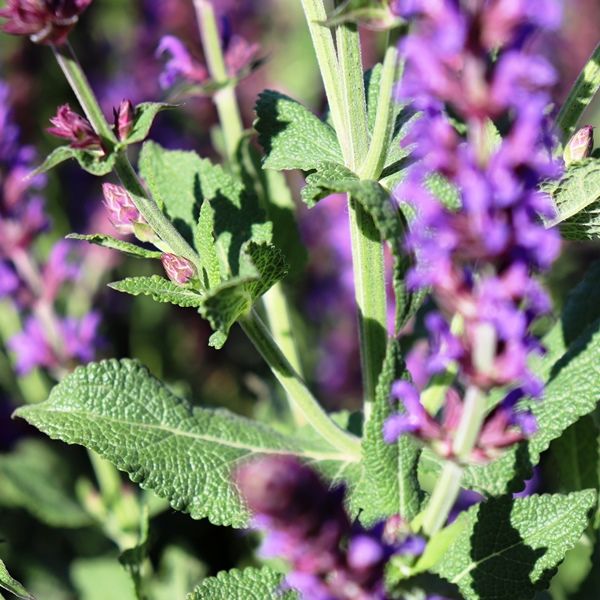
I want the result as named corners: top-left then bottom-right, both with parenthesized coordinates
top-left (109, 276), bottom-right (204, 309)
top-left (433, 491), bottom-right (596, 600)
top-left (0, 560), bottom-right (34, 600)
top-left (67, 234), bottom-right (162, 260)
top-left (301, 162), bottom-right (358, 208)
top-left (255, 90), bottom-right (343, 171)
top-left (557, 43), bottom-right (600, 139)
top-left (32, 145), bottom-right (116, 177)
top-left (0, 439), bottom-right (91, 528)
top-left (546, 415), bottom-right (599, 494)
top-left (15, 359), bottom-right (359, 528)
top-left (546, 159), bottom-right (600, 240)
top-left (187, 567), bottom-right (295, 600)
top-left (126, 102), bottom-right (175, 145)
top-left (353, 341), bottom-right (421, 523)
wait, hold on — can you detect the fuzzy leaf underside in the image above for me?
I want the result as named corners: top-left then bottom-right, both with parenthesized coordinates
top-left (353, 341), bottom-right (421, 523)
top-left (433, 491), bottom-right (596, 600)
top-left (255, 90), bottom-right (342, 171)
top-left (0, 560), bottom-right (33, 600)
top-left (66, 234), bottom-right (162, 260)
top-left (546, 159), bottom-right (600, 240)
top-left (0, 439), bottom-right (91, 528)
top-left (557, 43), bottom-right (600, 138)
top-left (187, 567), bottom-right (296, 600)
top-left (15, 359), bottom-right (359, 528)
top-left (109, 276), bottom-right (204, 309)
top-left (33, 145), bottom-right (116, 177)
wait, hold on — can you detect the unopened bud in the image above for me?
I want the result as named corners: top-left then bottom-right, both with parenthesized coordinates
top-left (564, 126), bottom-right (594, 166)
top-left (48, 104), bottom-right (101, 150)
top-left (161, 253), bottom-right (196, 285)
top-left (102, 183), bottom-right (145, 235)
top-left (114, 99), bottom-right (135, 141)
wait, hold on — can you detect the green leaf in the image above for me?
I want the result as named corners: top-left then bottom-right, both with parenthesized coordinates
top-left (187, 567), bottom-right (295, 600)
top-left (546, 158), bottom-right (600, 240)
top-left (433, 491), bottom-right (596, 599)
top-left (0, 560), bottom-right (34, 600)
top-left (546, 415), bottom-right (599, 494)
top-left (109, 276), bottom-right (204, 309)
top-left (198, 243), bottom-right (287, 348)
top-left (353, 340), bottom-right (422, 523)
top-left (32, 145), bottom-right (116, 177)
top-left (255, 90), bottom-right (343, 171)
top-left (557, 43), bottom-right (600, 139)
top-left (66, 234), bottom-right (162, 260)
top-left (562, 260), bottom-right (600, 346)
top-left (301, 162), bottom-right (358, 208)
top-left (0, 439), bottom-right (91, 528)
top-left (71, 557), bottom-right (136, 600)
top-left (15, 359), bottom-right (359, 528)
top-left (125, 103), bottom-right (175, 145)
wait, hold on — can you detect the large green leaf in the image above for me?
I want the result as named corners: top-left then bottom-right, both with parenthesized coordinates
top-left (562, 261), bottom-right (600, 346)
top-left (546, 159), bottom-right (600, 240)
top-left (255, 90), bottom-right (342, 171)
top-left (0, 439), bottom-right (91, 528)
top-left (15, 360), bottom-right (359, 528)
top-left (0, 560), bottom-right (34, 600)
top-left (557, 43), bottom-right (600, 139)
top-left (433, 491), bottom-right (596, 600)
top-left (109, 276), bottom-right (204, 309)
top-left (187, 567), bottom-right (295, 600)
top-left (353, 341), bottom-right (422, 523)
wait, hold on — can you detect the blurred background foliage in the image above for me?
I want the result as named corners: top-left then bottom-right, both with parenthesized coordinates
top-left (0, 1), bottom-right (599, 598)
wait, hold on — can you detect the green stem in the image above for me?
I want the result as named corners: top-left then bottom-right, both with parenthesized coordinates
top-left (193, 0), bottom-right (244, 160)
top-left (299, 0), bottom-right (349, 157)
top-left (421, 461), bottom-right (463, 536)
top-left (358, 43), bottom-right (399, 180)
top-left (241, 310), bottom-right (361, 457)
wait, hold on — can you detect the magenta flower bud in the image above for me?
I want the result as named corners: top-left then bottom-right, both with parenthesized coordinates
top-left (102, 183), bottom-right (145, 235)
top-left (48, 104), bottom-right (101, 150)
top-left (563, 126), bottom-right (595, 166)
top-left (113, 99), bottom-right (135, 141)
top-left (0, 0), bottom-right (93, 46)
top-left (161, 254), bottom-right (196, 285)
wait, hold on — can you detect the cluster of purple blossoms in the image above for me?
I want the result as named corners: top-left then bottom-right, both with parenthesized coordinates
top-left (385, 0), bottom-right (564, 462)
top-left (236, 456), bottom-right (424, 600)
top-left (0, 0), bottom-right (92, 46)
top-left (0, 81), bottom-right (101, 376)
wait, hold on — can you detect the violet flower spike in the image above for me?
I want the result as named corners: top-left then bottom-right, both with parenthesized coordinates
top-left (47, 104), bottom-right (102, 150)
top-left (0, 0), bottom-right (93, 46)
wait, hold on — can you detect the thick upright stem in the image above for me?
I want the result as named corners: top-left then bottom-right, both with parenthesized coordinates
top-left (241, 311), bottom-right (361, 457)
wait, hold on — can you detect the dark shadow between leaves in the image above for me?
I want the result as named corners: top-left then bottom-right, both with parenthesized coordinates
top-left (470, 497), bottom-right (548, 599)
top-left (549, 318), bottom-right (599, 383)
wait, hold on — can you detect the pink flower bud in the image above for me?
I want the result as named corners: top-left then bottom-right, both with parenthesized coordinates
top-left (0, 0), bottom-right (93, 46)
top-left (48, 104), bottom-right (101, 150)
top-left (563, 125), bottom-right (594, 166)
top-left (102, 183), bottom-right (145, 235)
top-left (113, 99), bottom-right (135, 141)
top-left (161, 253), bottom-right (196, 285)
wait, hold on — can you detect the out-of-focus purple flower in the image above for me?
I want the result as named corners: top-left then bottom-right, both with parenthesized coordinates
top-left (47, 104), bottom-right (102, 150)
top-left (0, 0), bottom-right (93, 45)
top-left (0, 261), bottom-right (20, 297)
top-left (563, 125), bottom-right (595, 165)
top-left (223, 35), bottom-right (260, 78)
top-left (8, 312), bottom-right (100, 375)
top-left (236, 456), bottom-right (423, 600)
top-left (161, 253), bottom-right (196, 285)
top-left (41, 241), bottom-right (80, 302)
top-left (155, 35), bottom-right (209, 90)
top-left (102, 183), bottom-right (146, 236)
top-left (113, 99), bottom-right (135, 141)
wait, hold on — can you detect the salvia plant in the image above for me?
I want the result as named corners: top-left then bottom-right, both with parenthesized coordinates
top-left (0, 0), bottom-right (600, 598)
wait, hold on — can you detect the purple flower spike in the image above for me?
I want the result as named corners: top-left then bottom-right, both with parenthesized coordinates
top-left (102, 183), bottom-right (146, 236)
top-left (0, 261), bottom-right (20, 298)
top-left (236, 456), bottom-right (423, 600)
top-left (161, 253), bottom-right (196, 286)
top-left (47, 104), bottom-right (101, 150)
top-left (156, 36), bottom-right (209, 90)
top-left (0, 0), bottom-right (93, 45)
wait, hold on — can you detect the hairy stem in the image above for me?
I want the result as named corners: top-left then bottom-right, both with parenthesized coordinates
top-left (241, 310), bottom-right (362, 457)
